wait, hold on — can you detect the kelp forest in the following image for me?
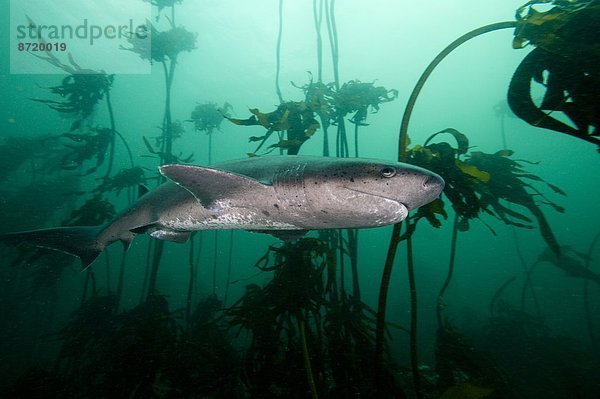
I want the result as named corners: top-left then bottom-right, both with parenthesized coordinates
top-left (0, 1), bottom-right (599, 398)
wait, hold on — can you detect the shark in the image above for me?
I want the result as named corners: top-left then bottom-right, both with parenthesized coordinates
top-left (0, 155), bottom-right (444, 267)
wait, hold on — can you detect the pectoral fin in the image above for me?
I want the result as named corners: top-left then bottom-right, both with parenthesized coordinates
top-left (131, 223), bottom-right (192, 243)
top-left (160, 164), bottom-right (272, 210)
top-left (149, 230), bottom-right (191, 243)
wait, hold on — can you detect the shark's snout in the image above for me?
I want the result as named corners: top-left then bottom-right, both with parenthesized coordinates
top-left (401, 171), bottom-right (444, 210)
top-left (423, 173), bottom-right (445, 195)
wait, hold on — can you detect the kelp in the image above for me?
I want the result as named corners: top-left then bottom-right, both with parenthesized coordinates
top-left (58, 127), bottom-right (115, 175)
top-left (229, 78), bottom-right (397, 156)
top-left (293, 78), bottom-right (336, 129)
top-left (536, 245), bottom-right (600, 285)
top-left (407, 129), bottom-right (484, 225)
top-left (40, 284), bottom-right (243, 398)
top-left (101, 295), bottom-right (179, 398)
top-left (294, 77), bottom-right (333, 156)
top-left (332, 80), bottom-right (398, 125)
top-left (150, 121), bottom-right (185, 147)
top-left (26, 30), bottom-right (127, 182)
top-left (54, 294), bottom-right (181, 398)
top-left (224, 237), bottom-right (404, 396)
top-left (508, 0), bottom-right (600, 149)
top-left (55, 294), bottom-right (120, 374)
top-left (32, 74), bottom-right (114, 131)
top-left (93, 167), bottom-right (146, 196)
top-left (166, 295), bottom-right (241, 398)
top-left (406, 128), bottom-right (564, 255)
top-left (189, 102), bottom-right (232, 134)
top-left (226, 101), bottom-right (320, 155)
top-left (294, 77), bottom-right (398, 126)
top-left (513, 0), bottom-right (598, 53)
top-left (465, 149), bottom-right (564, 255)
top-left (324, 295), bottom-right (404, 397)
top-left (24, 251), bottom-right (75, 293)
top-left (123, 24), bottom-right (197, 62)
top-left (61, 196), bottom-right (116, 227)
top-left (229, 238), bottom-right (331, 324)
top-left (144, 0), bottom-right (182, 12)
top-left (226, 238), bottom-right (331, 395)
top-left (142, 135), bottom-right (193, 164)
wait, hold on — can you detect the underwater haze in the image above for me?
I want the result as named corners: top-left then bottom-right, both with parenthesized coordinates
top-left (1, 0), bottom-right (599, 398)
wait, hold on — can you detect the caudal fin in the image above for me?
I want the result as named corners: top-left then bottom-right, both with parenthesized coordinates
top-left (0, 226), bottom-right (105, 268)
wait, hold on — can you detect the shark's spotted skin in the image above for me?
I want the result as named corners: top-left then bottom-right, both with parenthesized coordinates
top-left (1, 155), bottom-right (444, 267)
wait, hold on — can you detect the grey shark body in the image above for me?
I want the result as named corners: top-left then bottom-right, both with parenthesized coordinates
top-left (1, 156), bottom-right (444, 267)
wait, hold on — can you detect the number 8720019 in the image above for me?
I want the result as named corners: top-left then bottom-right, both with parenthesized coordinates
top-left (17, 42), bottom-right (67, 52)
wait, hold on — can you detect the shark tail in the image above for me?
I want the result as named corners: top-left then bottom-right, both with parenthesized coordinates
top-left (1, 226), bottom-right (107, 269)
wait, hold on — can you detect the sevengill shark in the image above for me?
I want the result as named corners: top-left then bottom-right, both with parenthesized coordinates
top-left (1, 155), bottom-right (444, 267)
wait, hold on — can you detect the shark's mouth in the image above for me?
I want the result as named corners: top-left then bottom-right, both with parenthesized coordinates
top-left (342, 186), bottom-right (398, 206)
top-left (337, 186), bottom-right (409, 224)
top-left (342, 186), bottom-right (405, 208)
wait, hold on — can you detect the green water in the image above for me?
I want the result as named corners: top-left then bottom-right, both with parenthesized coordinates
top-left (0, 1), bottom-right (598, 398)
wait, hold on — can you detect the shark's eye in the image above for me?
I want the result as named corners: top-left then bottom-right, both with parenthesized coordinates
top-left (380, 166), bottom-right (396, 178)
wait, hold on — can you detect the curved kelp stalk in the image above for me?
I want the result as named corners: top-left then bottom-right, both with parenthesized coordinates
top-left (376, 21), bottom-right (535, 397)
top-left (396, 21), bottom-right (517, 161)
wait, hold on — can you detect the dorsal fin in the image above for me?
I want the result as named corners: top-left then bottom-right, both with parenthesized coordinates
top-left (159, 164), bottom-right (272, 209)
